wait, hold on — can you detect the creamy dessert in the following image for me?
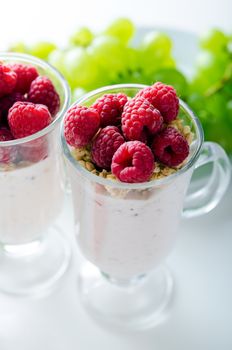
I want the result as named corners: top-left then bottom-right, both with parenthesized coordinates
top-left (64, 82), bottom-right (194, 280)
top-left (0, 60), bottom-right (63, 245)
top-left (68, 162), bottom-right (193, 279)
top-left (0, 152), bottom-right (64, 245)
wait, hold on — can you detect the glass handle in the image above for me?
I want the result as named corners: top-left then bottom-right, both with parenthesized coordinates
top-left (183, 142), bottom-right (231, 218)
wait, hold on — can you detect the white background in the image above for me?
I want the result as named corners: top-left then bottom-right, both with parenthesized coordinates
top-left (0, 1), bottom-right (232, 349)
top-left (1, 0), bottom-right (232, 47)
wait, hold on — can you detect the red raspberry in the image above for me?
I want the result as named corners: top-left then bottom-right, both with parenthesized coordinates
top-left (64, 106), bottom-right (100, 147)
top-left (8, 102), bottom-right (52, 139)
top-left (7, 64), bottom-right (38, 94)
top-left (151, 127), bottom-right (189, 167)
top-left (92, 93), bottom-right (128, 127)
top-left (19, 137), bottom-right (48, 163)
top-left (121, 97), bottom-right (163, 143)
top-left (28, 76), bottom-right (60, 117)
top-left (111, 141), bottom-right (154, 183)
top-left (0, 127), bottom-right (15, 163)
top-left (0, 92), bottom-right (26, 123)
top-left (91, 126), bottom-right (125, 169)
top-left (0, 65), bottom-right (17, 98)
top-left (137, 82), bottom-right (179, 122)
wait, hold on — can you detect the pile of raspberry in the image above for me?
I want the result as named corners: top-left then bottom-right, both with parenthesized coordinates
top-left (0, 62), bottom-right (60, 164)
top-left (64, 82), bottom-right (191, 183)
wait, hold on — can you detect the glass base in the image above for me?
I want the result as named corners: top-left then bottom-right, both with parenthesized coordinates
top-left (78, 262), bottom-right (173, 330)
top-left (0, 226), bottom-right (71, 297)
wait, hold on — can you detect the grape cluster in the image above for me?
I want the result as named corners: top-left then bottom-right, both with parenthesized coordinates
top-left (188, 29), bottom-right (232, 153)
top-left (8, 21), bottom-right (232, 153)
top-left (8, 18), bottom-right (188, 102)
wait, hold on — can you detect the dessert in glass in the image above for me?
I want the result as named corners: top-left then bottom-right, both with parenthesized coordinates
top-left (61, 83), bottom-right (231, 329)
top-left (0, 53), bottom-right (71, 296)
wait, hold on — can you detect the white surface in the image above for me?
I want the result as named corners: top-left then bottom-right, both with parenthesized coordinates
top-left (0, 179), bottom-right (232, 350)
top-left (1, 0), bottom-right (232, 48)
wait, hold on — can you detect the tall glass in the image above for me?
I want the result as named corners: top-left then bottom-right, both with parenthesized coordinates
top-left (0, 53), bottom-right (71, 296)
top-left (61, 84), bottom-right (231, 329)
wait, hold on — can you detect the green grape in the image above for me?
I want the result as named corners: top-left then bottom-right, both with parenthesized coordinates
top-left (190, 28), bottom-right (232, 154)
top-left (140, 51), bottom-right (176, 78)
top-left (8, 42), bottom-right (28, 54)
top-left (222, 80), bottom-right (232, 97)
top-left (188, 93), bottom-right (206, 115)
top-left (227, 37), bottom-right (232, 54)
top-left (189, 90), bottom-right (232, 153)
top-left (88, 35), bottom-right (125, 68)
top-left (104, 18), bottom-right (135, 44)
top-left (205, 93), bottom-right (227, 120)
top-left (140, 31), bottom-right (172, 57)
top-left (226, 100), bottom-right (232, 132)
top-left (188, 93), bottom-right (211, 134)
top-left (123, 47), bottom-right (140, 72)
top-left (196, 51), bottom-right (229, 72)
top-left (204, 103), bottom-right (232, 152)
top-left (48, 50), bottom-right (66, 76)
top-left (226, 99), bottom-right (232, 116)
top-left (206, 124), bottom-right (232, 152)
top-left (69, 27), bottom-right (94, 47)
top-left (72, 87), bottom-right (87, 103)
top-left (200, 29), bottom-right (229, 54)
top-left (110, 47), bottom-right (145, 84)
top-left (87, 35), bottom-right (127, 83)
top-left (138, 32), bottom-right (175, 77)
top-left (191, 51), bottom-right (230, 93)
top-left (63, 47), bottom-right (105, 90)
top-left (29, 42), bottom-right (57, 60)
top-left (150, 68), bottom-right (188, 97)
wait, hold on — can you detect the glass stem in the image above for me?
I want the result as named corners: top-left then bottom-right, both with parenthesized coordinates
top-left (101, 271), bottom-right (147, 287)
top-left (2, 238), bottom-right (43, 257)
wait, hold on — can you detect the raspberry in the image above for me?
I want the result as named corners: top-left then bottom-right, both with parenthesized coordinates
top-left (92, 93), bottom-right (128, 127)
top-left (91, 126), bottom-right (125, 169)
top-left (28, 76), bottom-right (60, 117)
top-left (0, 92), bottom-right (26, 123)
top-left (0, 127), bottom-right (15, 163)
top-left (7, 63), bottom-right (38, 94)
top-left (8, 102), bottom-right (52, 139)
top-left (121, 97), bottom-right (163, 143)
top-left (0, 65), bottom-right (17, 98)
top-left (19, 137), bottom-right (48, 163)
top-left (137, 82), bottom-right (179, 122)
top-left (64, 106), bottom-right (100, 147)
top-left (151, 127), bottom-right (189, 167)
top-left (111, 141), bottom-right (154, 183)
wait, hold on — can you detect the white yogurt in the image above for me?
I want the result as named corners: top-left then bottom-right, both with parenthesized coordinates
top-left (0, 155), bottom-right (65, 245)
top-left (69, 165), bottom-right (193, 280)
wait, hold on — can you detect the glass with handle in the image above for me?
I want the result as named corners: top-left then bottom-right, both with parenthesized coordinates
top-left (61, 84), bottom-right (231, 330)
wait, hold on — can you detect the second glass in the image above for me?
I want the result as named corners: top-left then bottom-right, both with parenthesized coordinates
top-left (0, 53), bottom-right (71, 296)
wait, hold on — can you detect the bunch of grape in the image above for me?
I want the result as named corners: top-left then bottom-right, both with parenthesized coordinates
top-left (8, 20), bottom-right (232, 153)
top-left (8, 18), bottom-right (188, 102)
top-left (188, 29), bottom-right (232, 153)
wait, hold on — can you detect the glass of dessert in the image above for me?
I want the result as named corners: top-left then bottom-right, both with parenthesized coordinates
top-left (61, 83), bottom-right (231, 329)
top-left (0, 53), bottom-right (71, 296)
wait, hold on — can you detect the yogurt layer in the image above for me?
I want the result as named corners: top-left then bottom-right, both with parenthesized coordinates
top-left (69, 164), bottom-right (193, 280)
top-left (0, 155), bottom-right (64, 245)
